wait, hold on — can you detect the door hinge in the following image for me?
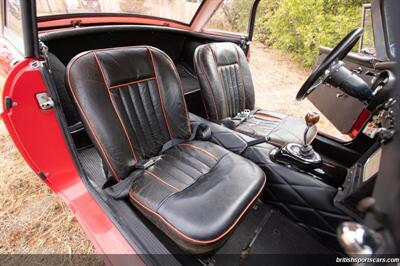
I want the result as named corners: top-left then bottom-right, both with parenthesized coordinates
top-left (36, 92), bottom-right (54, 110)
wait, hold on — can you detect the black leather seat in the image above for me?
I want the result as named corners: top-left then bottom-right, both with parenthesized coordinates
top-left (67, 46), bottom-right (266, 253)
top-left (194, 42), bottom-right (317, 146)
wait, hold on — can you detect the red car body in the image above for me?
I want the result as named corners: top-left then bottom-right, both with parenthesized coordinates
top-left (1, 1), bottom-right (398, 264)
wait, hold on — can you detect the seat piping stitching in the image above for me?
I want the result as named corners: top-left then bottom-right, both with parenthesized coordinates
top-left (233, 44), bottom-right (247, 111)
top-left (195, 47), bottom-right (220, 121)
top-left (157, 51), bottom-right (191, 135)
top-left (155, 153), bottom-right (228, 211)
top-left (66, 52), bottom-right (121, 181)
top-left (128, 171), bottom-right (267, 244)
top-left (109, 76), bottom-right (156, 89)
top-left (207, 44), bottom-right (229, 118)
top-left (144, 169), bottom-right (179, 191)
top-left (93, 52), bottom-right (138, 162)
top-left (177, 143), bottom-right (218, 161)
top-left (147, 47), bottom-right (174, 139)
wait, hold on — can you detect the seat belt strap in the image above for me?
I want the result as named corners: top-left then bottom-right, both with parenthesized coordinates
top-left (103, 170), bottom-right (142, 199)
top-left (102, 122), bottom-right (212, 199)
top-left (160, 122), bottom-right (210, 154)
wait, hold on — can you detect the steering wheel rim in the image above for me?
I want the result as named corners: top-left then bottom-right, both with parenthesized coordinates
top-left (296, 28), bottom-right (364, 101)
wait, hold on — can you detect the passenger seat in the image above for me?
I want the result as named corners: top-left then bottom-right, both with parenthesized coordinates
top-left (194, 42), bottom-right (317, 146)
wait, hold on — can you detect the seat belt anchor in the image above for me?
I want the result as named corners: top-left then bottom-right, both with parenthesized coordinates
top-left (136, 155), bottom-right (162, 170)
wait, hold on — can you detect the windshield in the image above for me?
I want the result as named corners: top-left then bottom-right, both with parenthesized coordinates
top-left (36, 0), bottom-right (204, 24)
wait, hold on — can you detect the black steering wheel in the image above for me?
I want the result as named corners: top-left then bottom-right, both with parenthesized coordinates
top-left (296, 28), bottom-right (364, 101)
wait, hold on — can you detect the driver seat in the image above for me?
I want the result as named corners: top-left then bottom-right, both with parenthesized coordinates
top-left (194, 42), bottom-right (316, 146)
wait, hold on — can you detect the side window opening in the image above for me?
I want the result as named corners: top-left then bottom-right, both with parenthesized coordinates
top-left (359, 3), bottom-right (375, 56)
top-left (3, 0), bottom-right (23, 52)
top-left (205, 0), bottom-right (252, 35)
top-left (248, 0), bottom-right (372, 141)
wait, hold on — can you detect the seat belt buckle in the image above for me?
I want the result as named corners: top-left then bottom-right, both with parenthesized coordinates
top-left (136, 155), bottom-right (162, 169)
top-left (235, 109), bottom-right (251, 122)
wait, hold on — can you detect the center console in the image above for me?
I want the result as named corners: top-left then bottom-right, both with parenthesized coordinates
top-left (189, 112), bottom-right (353, 251)
top-left (269, 112), bottom-right (347, 187)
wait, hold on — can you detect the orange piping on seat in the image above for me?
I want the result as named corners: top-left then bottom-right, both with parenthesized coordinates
top-left (93, 52), bottom-right (138, 162)
top-left (144, 170), bottom-right (179, 191)
top-left (233, 44), bottom-right (247, 110)
top-left (254, 113), bottom-right (282, 120)
top-left (157, 51), bottom-right (192, 135)
top-left (177, 143), bottom-right (218, 161)
top-left (207, 44), bottom-right (229, 117)
top-left (128, 173), bottom-right (267, 245)
top-left (66, 52), bottom-right (121, 181)
top-left (196, 48), bottom-right (220, 121)
top-left (147, 47), bottom-right (174, 139)
top-left (109, 77), bottom-right (156, 89)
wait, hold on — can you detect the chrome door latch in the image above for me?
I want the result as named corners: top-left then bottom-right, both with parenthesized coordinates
top-left (36, 92), bottom-right (54, 110)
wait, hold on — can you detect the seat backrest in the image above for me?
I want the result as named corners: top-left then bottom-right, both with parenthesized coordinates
top-left (47, 52), bottom-right (81, 127)
top-left (67, 46), bottom-right (191, 180)
top-left (194, 42), bottom-right (255, 121)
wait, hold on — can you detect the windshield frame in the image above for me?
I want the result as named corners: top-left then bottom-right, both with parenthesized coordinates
top-left (36, 0), bottom-right (207, 27)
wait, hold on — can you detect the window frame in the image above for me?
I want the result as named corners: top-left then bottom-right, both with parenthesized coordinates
top-left (2, 0), bottom-right (24, 53)
top-left (36, 0), bottom-right (207, 27)
top-left (359, 3), bottom-right (375, 54)
top-left (202, 0), bottom-right (260, 39)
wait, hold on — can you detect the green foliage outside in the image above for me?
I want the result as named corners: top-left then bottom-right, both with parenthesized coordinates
top-left (222, 0), bottom-right (370, 67)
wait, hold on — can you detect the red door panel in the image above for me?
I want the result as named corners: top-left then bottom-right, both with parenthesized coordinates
top-left (1, 58), bottom-right (137, 259)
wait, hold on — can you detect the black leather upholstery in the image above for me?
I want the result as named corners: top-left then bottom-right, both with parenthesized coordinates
top-left (194, 42), bottom-right (316, 146)
top-left (67, 46), bottom-right (266, 253)
top-left (48, 52), bottom-right (81, 127)
top-left (130, 140), bottom-right (265, 253)
top-left (189, 113), bottom-right (350, 251)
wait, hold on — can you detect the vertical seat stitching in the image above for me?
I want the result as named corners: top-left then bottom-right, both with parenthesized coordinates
top-left (208, 44), bottom-right (229, 118)
top-left (93, 51), bottom-right (138, 162)
top-left (147, 47), bottom-right (174, 139)
top-left (220, 67), bottom-right (231, 116)
top-left (166, 148), bottom-right (213, 173)
top-left (232, 64), bottom-right (241, 114)
top-left (157, 155), bottom-right (201, 182)
top-left (233, 44), bottom-right (247, 110)
top-left (121, 84), bottom-right (147, 156)
top-left (131, 80), bottom-right (161, 155)
top-left (226, 65), bottom-right (236, 115)
top-left (139, 79), bottom-right (169, 155)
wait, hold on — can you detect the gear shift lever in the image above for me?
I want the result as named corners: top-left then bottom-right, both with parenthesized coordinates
top-left (300, 112), bottom-right (320, 158)
top-left (270, 111), bottom-right (322, 169)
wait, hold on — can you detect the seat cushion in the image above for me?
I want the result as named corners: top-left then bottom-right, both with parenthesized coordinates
top-left (128, 140), bottom-right (266, 253)
top-left (235, 110), bottom-right (317, 146)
